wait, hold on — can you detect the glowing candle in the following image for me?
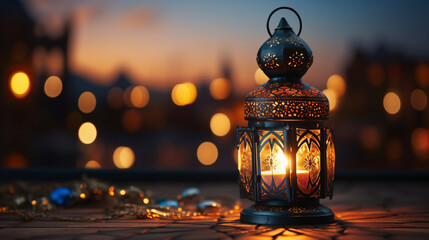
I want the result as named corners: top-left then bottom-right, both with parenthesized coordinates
top-left (260, 151), bottom-right (309, 189)
top-left (262, 170), bottom-right (309, 188)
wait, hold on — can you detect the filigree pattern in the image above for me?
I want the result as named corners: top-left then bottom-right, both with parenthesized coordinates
top-left (296, 129), bottom-right (321, 197)
top-left (284, 36), bottom-right (304, 46)
top-left (288, 51), bottom-right (305, 68)
top-left (266, 37), bottom-right (283, 47)
top-left (303, 154), bottom-right (317, 172)
top-left (258, 131), bottom-right (288, 200)
top-left (307, 54), bottom-right (314, 68)
top-left (238, 131), bottom-right (254, 200)
top-left (245, 82), bottom-right (329, 120)
top-left (247, 82), bottom-right (326, 99)
top-left (326, 129), bottom-right (335, 197)
top-left (263, 153), bottom-right (281, 171)
top-left (245, 99), bottom-right (328, 120)
top-left (261, 53), bottom-right (280, 69)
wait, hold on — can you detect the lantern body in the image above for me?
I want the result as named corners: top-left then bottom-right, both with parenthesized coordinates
top-left (237, 14), bottom-right (335, 225)
top-left (238, 122), bottom-right (335, 202)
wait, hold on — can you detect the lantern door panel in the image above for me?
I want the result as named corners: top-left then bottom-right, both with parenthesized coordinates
top-left (296, 128), bottom-right (321, 197)
top-left (258, 130), bottom-right (289, 200)
top-left (326, 129), bottom-right (335, 197)
top-left (238, 129), bottom-right (254, 199)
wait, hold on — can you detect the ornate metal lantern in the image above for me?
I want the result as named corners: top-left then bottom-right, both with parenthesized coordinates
top-left (237, 7), bottom-right (335, 225)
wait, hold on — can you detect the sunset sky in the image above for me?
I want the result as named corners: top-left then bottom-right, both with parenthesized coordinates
top-left (24, 0), bottom-right (429, 94)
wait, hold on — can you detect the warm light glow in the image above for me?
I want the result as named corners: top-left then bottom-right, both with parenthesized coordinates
top-left (327, 74), bottom-right (346, 97)
top-left (171, 83), bottom-right (197, 106)
top-left (85, 160), bottom-right (101, 169)
top-left (80, 193), bottom-right (86, 199)
top-left (107, 87), bottom-right (124, 109)
top-left (383, 92), bottom-right (401, 115)
top-left (4, 153), bottom-right (27, 168)
top-left (78, 91), bottom-right (96, 114)
top-left (416, 64), bottom-right (429, 88)
top-left (130, 86), bottom-right (150, 108)
top-left (262, 148), bottom-right (287, 174)
top-left (209, 78), bottom-right (231, 100)
top-left (31, 200), bottom-right (36, 205)
top-left (113, 146), bottom-right (135, 169)
top-left (322, 89), bottom-right (337, 111)
top-left (410, 89), bottom-right (427, 111)
top-left (78, 122), bottom-right (97, 144)
top-left (122, 109), bottom-right (142, 133)
top-left (119, 190), bottom-right (126, 195)
top-left (44, 76), bottom-right (63, 98)
top-left (10, 72), bottom-right (30, 98)
top-left (109, 186), bottom-right (115, 196)
top-left (143, 198), bottom-right (149, 204)
top-left (255, 68), bottom-right (269, 85)
top-left (360, 126), bottom-right (381, 150)
top-left (411, 128), bottom-right (429, 152)
top-left (210, 113), bottom-right (231, 137)
top-left (197, 141), bottom-right (218, 165)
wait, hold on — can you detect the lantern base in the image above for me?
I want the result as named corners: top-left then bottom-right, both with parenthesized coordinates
top-left (240, 203), bottom-right (334, 225)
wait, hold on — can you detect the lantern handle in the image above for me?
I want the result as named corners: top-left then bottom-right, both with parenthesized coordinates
top-left (266, 7), bottom-right (302, 37)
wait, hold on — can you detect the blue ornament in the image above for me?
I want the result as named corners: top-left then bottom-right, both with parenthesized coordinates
top-left (49, 187), bottom-right (72, 206)
top-left (178, 188), bottom-right (200, 202)
top-left (158, 200), bottom-right (179, 207)
top-left (197, 200), bottom-right (220, 213)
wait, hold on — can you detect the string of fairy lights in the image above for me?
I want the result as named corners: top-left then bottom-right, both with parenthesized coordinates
top-left (8, 64), bottom-right (429, 168)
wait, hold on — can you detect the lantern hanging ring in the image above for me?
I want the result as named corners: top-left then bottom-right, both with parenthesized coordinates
top-left (266, 7), bottom-right (302, 37)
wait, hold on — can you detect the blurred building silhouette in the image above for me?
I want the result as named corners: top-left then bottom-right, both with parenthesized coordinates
top-left (334, 45), bottom-right (429, 170)
top-left (0, 1), bottom-right (73, 168)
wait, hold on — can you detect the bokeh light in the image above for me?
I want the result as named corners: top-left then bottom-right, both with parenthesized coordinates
top-left (416, 64), bottom-right (429, 88)
top-left (360, 126), bottom-right (381, 150)
top-left (78, 91), bottom-right (96, 114)
top-left (411, 128), bottom-right (429, 153)
top-left (327, 74), bottom-right (346, 97)
top-left (383, 92), bottom-right (401, 115)
top-left (210, 113), bottom-right (231, 137)
top-left (196, 141), bottom-right (218, 166)
top-left (10, 72), bottom-right (30, 99)
top-left (113, 146), bottom-right (135, 169)
top-left (171, 83), bottom-right (197, 106)
top-left (85, 160), bottom-right (101, 168)
top-left (130, 86), bottom-right (150, 108)
top-left (209, 78), bottom-right (231, 100)
top-left (410, 89), bottom-right (427, 111)
top-left (107, 87), bottom-right (124, 109)
top-left (44, 76), bottom-right (63, 98)
top-left (322, 89), bottom-right (337, 111)
top-left (122, 109), bottom-right (142, 132)
top-left (4, 153), bottom-right (27, 168)
top-left (255, 68), bottom-right (269, 85)
top-left (78, 122), bottom-right (97, 144)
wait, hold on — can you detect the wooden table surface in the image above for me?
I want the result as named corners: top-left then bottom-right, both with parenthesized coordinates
top-left (1, 180), bottom-right (429, 240)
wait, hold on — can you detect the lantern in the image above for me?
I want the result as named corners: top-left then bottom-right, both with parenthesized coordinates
top-left (237, 7), bottom-right (335, 225)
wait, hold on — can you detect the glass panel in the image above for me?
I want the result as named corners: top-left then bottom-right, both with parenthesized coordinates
top-left (326, 129), bottom-right (335, 196)
top-left (238, 130), bottom-right (253, 199)
top-left (296, 128), bottom-right (321, 197)
top-left (259, 130), bottom-right (288, 199)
